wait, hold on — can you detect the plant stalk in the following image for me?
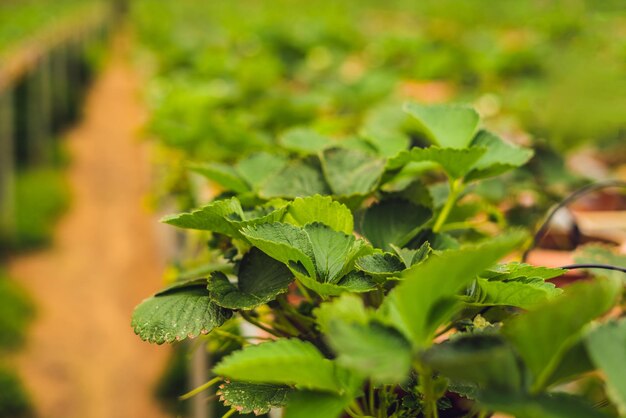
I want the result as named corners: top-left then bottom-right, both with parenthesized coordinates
top-left (433, 179), bottom-right (464, 233)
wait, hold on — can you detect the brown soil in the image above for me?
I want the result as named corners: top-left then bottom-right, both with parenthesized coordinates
top-left (8, 35), bottom-right (171, 418)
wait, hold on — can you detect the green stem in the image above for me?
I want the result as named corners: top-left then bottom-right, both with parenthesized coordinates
top-left (222, 408), bottom-right (237, 418)
top-left (295, 280), bottom-right (313, 302)
top-left (277, 295), bottom-right (316, 325)
top-left (415, 363), bottom-right (439, 418)
top-left (179, 376), bottom-right (221, 400)
top-left (345, 406), bottom-right (361, 418)
top-left (240, 311), bottom-right (285, 338)
top-left (350, 400), bottom-right (366, 416)
top-left (433, 178), bottom-right (464, 233)
top-left (369, 383), bottom-right (375, 415)
top-left (212, 328), bottom-right (249, 345)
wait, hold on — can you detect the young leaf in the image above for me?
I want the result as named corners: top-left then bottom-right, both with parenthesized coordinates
top-left (260, 159), bottom-right (331, 199)
top-left (280, 128), bottom-right (333, 154)
top-left (304, 223), bottom-right (358, 284)
top-left (361, 198), bottom-right (432, 251)
top-left (479, 392), bottom-right (609, 418)
top-left (386, 146), bottom-right (486, 180)
top-left (586, 319), bottom-right (626, 415)
top-left (283, 195), bottom-right (354, 234)
top-left (132, 283), bottom-right (233, 344)
top-left (390, 242), bottom-right (432, 268)
top-left (189, 162), bottom-right (250, 193)
top-left (503, 278), bottom-right (621, 391)
top-left (321, 148), bottom-right (385, 196)
top-left (241, 223), bottom-right (316, 278)
top-left (214, 339), bottom-right (347, 393)
top-left (235, 152), bottom-right (288, 190)
top-left (404, 102), bottom-right (479, 149)
top-left (378, 230), bottom-right (527, 348)
top-left (161, 197), bottom-right (244, 237)
top-left (217, 381), bottom-right (292, 415)
top-left (355, 252), bottom-right (405, 278)
top-left (422, 334), bottom-right (523, 392)
top-left (465, 130), bottom-right (534, 181)
top-left (206, 249), bottom-right (293, 310)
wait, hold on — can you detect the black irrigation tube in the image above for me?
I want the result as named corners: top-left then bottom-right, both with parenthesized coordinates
top-left (559, 263), bottom-right (626, 274)
top-left (522, 179), bottom-right (626, 262)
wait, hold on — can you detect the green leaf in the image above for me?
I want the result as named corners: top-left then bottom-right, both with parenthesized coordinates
top-left (161, 197), bottom-right (244, 237)
top-left (479, 392), bottom-right (609, 418)
top-left (390, 242), bottom-right (432, 268)
top-left (217, 381), bottom-right (292, 415)
top-left (241, 223), bottom-right (316, 278)
top-left (315, 294), bottom-right (370, 334)
top-left (316, 295), bottom-right (411, 384)
top-left (422, 334), bottom-right (523, 391)
top-left (575, 244), bottom-right (626, 283)
top-left (260, 159), bottom-right (331, 199)
top-left (294, 270), bottom-right (377, 297)
top-left (280, 128), bottom-right (333, 154)
top-left (386, 146), bottom-right (486, 180)
top-left (404, 102), bottom-right (479, 148)
top-left (546, 339), bottom-right (595, 387)
top-left (466, 130), bottom-right (534, 181)
top-left (236, 152), bottom-right (288, 190)
top-left (361, 105), bottom-right (411, 157)
top-left (321, 148), bottom-right (385, 196)
top-left (131, 283), bottom-right (233, 344)
top-left (586, 318), bottom-right (626, 415)
top-left (284, 391), bottom-right (353, 418)
top-left (355, 252), bottom-right (405, 278)
top-left (206, 249), bottom-right (293, 310)
top-left (378, 231), bottom-right (527, 348)
top-left (483, 263), bottom-right (566, 281)
top-left (189, 162), bottom-right (250, 194)
top-left (283, 195), bottom-right (354, 234)
top-left (214, 339), bottom-right (347, 393)
top-left (503, 278), bottom-right (621, 391)
top-left (304, 223), bottom-right (358, 284)
top-left (361, 198), bottom-right (432, 251)
top-left (468, 278), bottom-right (562, 309)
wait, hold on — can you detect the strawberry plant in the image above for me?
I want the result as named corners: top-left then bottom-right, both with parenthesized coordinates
top-left (133, 104), bottom-right (625, 417)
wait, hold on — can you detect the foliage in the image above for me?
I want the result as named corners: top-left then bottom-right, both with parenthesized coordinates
top-left (0, 271), bottom-right (34, 351)
top-left (0, 366), bottom-right (33, 418)
top-left (7, 168), bottom-right (70, 250)
top-left (133, 104), bottom-right (626, 417)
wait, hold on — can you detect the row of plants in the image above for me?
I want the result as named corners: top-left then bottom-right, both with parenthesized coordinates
top-left (0, 0), bottom-right (106, 55)
top-left (131, 0), bottom-right (625, 203)
top-left (129, 1), bottom-right (626, 416)
top-left (0, 3), bottom-right (113, 416)
top-left (0, 268), bottom-right (34, 418)
top-left (132, 103), bottom-right (626, 417)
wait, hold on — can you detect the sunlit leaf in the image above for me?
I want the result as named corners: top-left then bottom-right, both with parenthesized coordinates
top-left (404, 102), bottom-right (479, 149)
top-left (283, 195), bottom-right (354, 234)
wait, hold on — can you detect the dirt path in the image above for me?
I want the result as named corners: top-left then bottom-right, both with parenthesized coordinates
top-left (8, 35), bottom-right (170, 418)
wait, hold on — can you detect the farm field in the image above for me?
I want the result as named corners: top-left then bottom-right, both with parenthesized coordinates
top-left (0, 1), bottom-right (625, 418)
